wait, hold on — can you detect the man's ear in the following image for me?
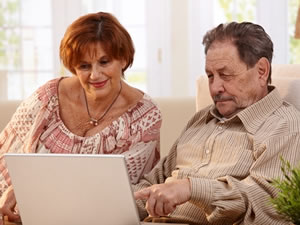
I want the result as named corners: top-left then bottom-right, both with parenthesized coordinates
top-left (256, 57), bottom-right (270, 85)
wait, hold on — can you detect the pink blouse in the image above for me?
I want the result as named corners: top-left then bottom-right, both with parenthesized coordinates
top-left (0, 78), bottom-right (161, 194)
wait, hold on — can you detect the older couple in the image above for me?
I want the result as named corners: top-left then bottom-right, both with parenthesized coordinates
top-left (0, 12), bottom-right (299, 225)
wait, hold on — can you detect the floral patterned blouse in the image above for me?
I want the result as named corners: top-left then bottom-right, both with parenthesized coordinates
top-left (0, 78), bottom-right (162, 194)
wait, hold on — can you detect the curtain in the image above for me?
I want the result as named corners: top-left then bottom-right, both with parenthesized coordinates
top-left (295, 6), bottom-right (300, 38)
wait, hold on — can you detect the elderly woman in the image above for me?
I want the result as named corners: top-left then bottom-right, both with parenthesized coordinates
top-left (0, 12), bottom-right (161, 223)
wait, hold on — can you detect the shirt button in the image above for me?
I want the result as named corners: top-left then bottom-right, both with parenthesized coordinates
top-left (205, 149), bottom-right (210, 154)
top-left (218, 126), bottom-right (223, 130)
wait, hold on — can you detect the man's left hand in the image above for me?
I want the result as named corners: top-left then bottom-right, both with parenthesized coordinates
top-left (134, 178), bottom-right (191, 217)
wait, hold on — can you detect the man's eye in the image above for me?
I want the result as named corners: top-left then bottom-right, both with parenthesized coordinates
top-left (207, 74), bottom-right (213, 79)
top-left (220, 74), bottom-right (233, 81)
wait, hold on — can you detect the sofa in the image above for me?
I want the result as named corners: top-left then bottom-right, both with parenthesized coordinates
top-left (1, 64), bottom-right (300, 158)
top-left (0, 97), bottom-right (196, 158)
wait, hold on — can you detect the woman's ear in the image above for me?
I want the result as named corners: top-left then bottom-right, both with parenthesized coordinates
top-left (256, 57), bottom-right (270, 85)
top-left (121, 60), bottom-right (127, 70)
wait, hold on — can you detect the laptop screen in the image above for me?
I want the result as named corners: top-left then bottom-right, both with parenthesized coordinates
top-left (4, 153), bottom-right (141, 225)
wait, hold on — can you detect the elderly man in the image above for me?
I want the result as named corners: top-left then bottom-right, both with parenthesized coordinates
top-left (134, 22), bottom-right (300, 224)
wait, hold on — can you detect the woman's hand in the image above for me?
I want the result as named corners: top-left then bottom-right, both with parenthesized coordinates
top-left (0, 186), bottom-right (20, 224)
top-left (134, 178), bottom-right (191, 217)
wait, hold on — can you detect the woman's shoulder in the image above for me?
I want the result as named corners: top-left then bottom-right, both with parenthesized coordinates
top-left (4, 78), bottom-right (63, 138)
top-left (35, 77), bottom-right (62, 104)
top-left (125, 91), bottom-right (161, 124)
top-left (139, 93), bottom-right (160, 111)
top-left (17, 77), bottom-right (61, 110)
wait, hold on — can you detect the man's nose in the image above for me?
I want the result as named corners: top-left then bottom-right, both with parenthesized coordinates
top-left (210, 76), bottom-right (225, 95)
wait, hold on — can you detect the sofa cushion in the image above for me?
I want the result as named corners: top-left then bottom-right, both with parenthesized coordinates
top-left (196, 76), bottom-right (213, 111)
top-left (272, 64), bottom-right (300, 78)
top-left (272, 77), bottom-right (300, 110)
top-left (154, 97), bottom-right (196, 157)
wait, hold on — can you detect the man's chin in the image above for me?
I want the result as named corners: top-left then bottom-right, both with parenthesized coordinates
top-left (217, 107), bottom-right (241, 118)
top-left (216, 105), bottom-right (234, 118)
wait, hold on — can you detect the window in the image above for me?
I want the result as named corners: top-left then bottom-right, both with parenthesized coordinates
top-left (214, 0), bottom-right (256, 24)
top-left (1, 1), bottom-right (299, 100)
top-left (0, 0), bottom-right (54, 100)
top-left (189, 0), bottom-right (289, 75)
top-left (213, 0), bottom-right (300, 64)
top-left (0, 0), bottom-right (147, 100)
top-left (288, 0), bottom-right (300, 63)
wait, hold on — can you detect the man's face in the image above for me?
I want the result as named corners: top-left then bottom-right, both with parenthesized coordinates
top-left (205, 41), bottom-right (268, 118)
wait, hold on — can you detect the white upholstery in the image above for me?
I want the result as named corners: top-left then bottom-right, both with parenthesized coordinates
top-left (0, 101), bottom-right (21, 131)
top-left (154, 97), bottom-right (196, 157)
top-left (272, 77), bottom-right (300, 110)
top-left (196, 64), bottom-right (300, 111)
top-left (196, 76), bottom-right (213, 110)
top-left (272, 64), bottom-right (300, 78)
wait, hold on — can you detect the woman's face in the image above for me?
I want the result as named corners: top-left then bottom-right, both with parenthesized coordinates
top-left (74, 42), bottom-right (125, 100)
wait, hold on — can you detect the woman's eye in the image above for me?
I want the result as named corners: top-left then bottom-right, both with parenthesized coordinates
top-left (99, 60), bottom-right (109, 65)
top-left (78, 64), bottom-right (90, 70)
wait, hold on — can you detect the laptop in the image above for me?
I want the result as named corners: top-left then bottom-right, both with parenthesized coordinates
top-left (4, 153), bottom-right (187, 225)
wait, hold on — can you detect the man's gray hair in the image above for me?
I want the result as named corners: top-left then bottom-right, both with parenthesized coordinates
top-left (202, 22), bottom-right (273, 83)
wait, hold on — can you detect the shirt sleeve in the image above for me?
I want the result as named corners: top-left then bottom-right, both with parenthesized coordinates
top-left (188, 133), bottom-right (300, 224)
top-left (132, 111), bottom-right (202, 220)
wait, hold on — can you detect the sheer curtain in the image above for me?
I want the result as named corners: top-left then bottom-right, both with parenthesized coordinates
top-left (295, 5), bottom-right (300, 38)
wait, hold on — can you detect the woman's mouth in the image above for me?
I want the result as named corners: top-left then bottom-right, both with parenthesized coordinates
top-left (90, 80), bottom-right (108, 88)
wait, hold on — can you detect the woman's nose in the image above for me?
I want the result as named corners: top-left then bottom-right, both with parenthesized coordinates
top-left (90, 64), bottom-right (102, 78)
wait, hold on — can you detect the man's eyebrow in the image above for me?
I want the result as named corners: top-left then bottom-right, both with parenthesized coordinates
top-left (205, 65), bottom-right (228, 74)
top-left (218, 66), bottom-right (228, 72)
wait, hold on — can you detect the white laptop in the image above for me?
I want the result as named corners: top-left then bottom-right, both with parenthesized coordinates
top-left (4, 153), bottom-right (187, 225)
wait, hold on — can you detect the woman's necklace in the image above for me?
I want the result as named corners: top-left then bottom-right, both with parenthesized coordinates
top-left (83, 81), bottom-right (122, 126)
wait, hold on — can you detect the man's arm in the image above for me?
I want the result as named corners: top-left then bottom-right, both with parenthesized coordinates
top-left (188, 133), bottom-right (300, 224)
top-left (133, 108), bottom-right (211, 220)
top-left (132, 142), bottom-right (178, 219)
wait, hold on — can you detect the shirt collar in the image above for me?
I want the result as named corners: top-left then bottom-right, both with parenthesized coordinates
top-left (205, 86), bottom-right (283, 134)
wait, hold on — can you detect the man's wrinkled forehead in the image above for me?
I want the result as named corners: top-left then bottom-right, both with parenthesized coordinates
top-left (205, 41), bottom-right (243, 72)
